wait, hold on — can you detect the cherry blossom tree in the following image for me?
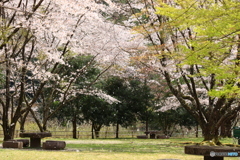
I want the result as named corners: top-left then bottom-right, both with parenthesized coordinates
top-left (0, 0), bottom-right (133, 140)
top-left (0, 0), bottom-right (49, 141)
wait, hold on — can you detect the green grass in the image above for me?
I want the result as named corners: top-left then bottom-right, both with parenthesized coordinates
top-left (66, 138), bottom-right (184, 153)
top-left (0, 137), bottom-right (240, 160)
top-left (0, 150), bottom-right (201, 160)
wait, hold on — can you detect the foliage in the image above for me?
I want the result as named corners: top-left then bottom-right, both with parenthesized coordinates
top-left (103, 76), bottom-right (155, 129)
top-left (127, 78), bottom-right (155, 122)
top-left (103, 76), bottom-right (135, 127)
top-left (81, 95), bottom-right (114, 137)
top-left (151, 107), bottom-right (197, 136)
top-left (128, 0), bottom-right (240, 144)
top-left (177, 107), bottom-right (197, 129)
top-left (155, 0), bottom-right (240, 98)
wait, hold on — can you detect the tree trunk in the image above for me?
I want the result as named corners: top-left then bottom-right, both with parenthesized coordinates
top-left (196, 124), bottom-right (198, 138)
top-left (221, 124), bottom-right (232, 138)
top-left (3, 124), bottom-right (16, 141)
top-left (116, 123), bottom-right (119, 138)
top-left (72, 114), bottom-right (77, 139)
top-left (94, 130), bottom-right (100, 138)
top-left (30, 109), bottom-right (44, 132)
top-left (19, 111), bottom-right (30, 132)
top-left (3, 55), bottom-right (13, 141)
top-left (93, 123), bottom-right (102, 138)
top-left (91, 122), bottom-right (94, 139)
top-left (145, 117), bottom-right (149, 133)
top-left (202, 124), bottom-right (221, 145)
top-left (220, 118), bottom-right (236, 138)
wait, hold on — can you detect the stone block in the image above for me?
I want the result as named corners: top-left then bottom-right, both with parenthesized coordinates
top-left (42, 140), bottom-right (66, 150)
top-left (3, 140), bottom-right (23, 149)
top-left (16, 139), bottom-right (29, 147)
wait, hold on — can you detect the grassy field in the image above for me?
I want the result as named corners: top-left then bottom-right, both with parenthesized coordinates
top-left (0, 137), bottom-right (240, 160)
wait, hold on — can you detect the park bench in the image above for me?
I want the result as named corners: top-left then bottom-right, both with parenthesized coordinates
top-left (185, 145), bottom-right (240, 160)
top-left (42, 140), bottom-right (66, 150)
top-left (2, 140), bottom-right (23, 149)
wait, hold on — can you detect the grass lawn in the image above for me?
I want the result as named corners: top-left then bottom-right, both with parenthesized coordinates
top-left (0, 137), bottom-right (240, 160)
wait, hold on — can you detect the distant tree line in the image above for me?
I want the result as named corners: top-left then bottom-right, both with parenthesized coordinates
top-left (35, 55), bottom-right (197, 139)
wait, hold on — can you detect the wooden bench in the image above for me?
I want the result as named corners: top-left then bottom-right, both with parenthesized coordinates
top-left (42, 140), bottom-right (66, 150)
top-left (2, 140), bottom-right (23, 149)
top-left (185, 145), bottom-right (240, 160)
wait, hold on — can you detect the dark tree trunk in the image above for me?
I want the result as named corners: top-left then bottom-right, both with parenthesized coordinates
top-left (116, 123), bottom-right (119, 139)
top-left (3, 124), bottom-right (16, 141)
top-left (19, 111), bottom-right (30, 132)
top-left (196, 124), bottom-right (199, 138)
top-left (72, 114), bottom-right (77, 139)
top-left (93, 123), bottom-right (102, 138)
top-left (2, 56), bottom-right (19, 141)
top-left (145, 117), bottom-right (149, 133)
top-left (201, 123), bottom-right (221, 145)
top-left (30, 109), bottom-right (44, 132)
top-left (3, 127), bottom-right (12, 141)
top-left (3, 54), bottom-right (12, 141)
top-left (91, 122), bottom-right (94, 139)
top-left (220, 120), bottom-right (234, 138)
top-left (163, 71), bottom-right (239, 145)
top-left (95, 131), bottom-right (100, 138)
